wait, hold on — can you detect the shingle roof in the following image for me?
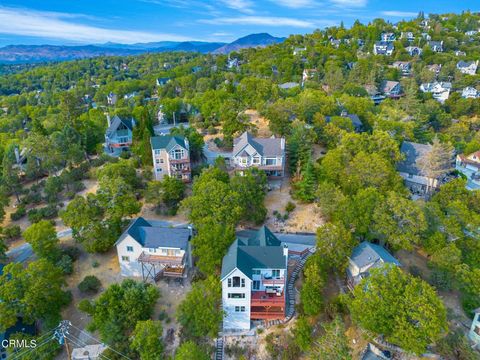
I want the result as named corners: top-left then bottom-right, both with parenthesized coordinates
top-left (221, 226), bottom-right (286, 280)
top-left (106, 115), bottom-right (134, 138)
top-left (150, 135), bottom-right (187, 152)
top-left (350, 242), bottom-right (400, 269)
top-left (233, 131), bottom-right (284, 158)
top-left (118, 217), bottom-right (191, 250)
top-left (397, 141), bottom-right (432, 175)
top-left (325, 114), bottom-right (363, 129)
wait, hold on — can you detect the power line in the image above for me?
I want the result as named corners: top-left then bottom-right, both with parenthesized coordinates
top-left (64, 332), bottom-right (112, 360)
top-left (9, 334), bottom-right (56, 360)
top-left (8, 326), bottom-right (59, 360)
top-left (69, 323), bottom-right (131, 360)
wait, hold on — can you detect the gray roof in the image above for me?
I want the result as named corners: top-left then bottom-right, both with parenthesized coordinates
top-left (119, 217), bottom-right (190, 250)
top-left (106, 115), bottom-right (134, 138)
top-left (325, 113), bottom-right (363, 129)
top-left (397, 141), bottom-right (432, 175)
top-left (279, 82), bottom-right (300, 89)
top-left (350, 242), bottom-right (400, 269)
top-left (221, 226), bottom-right (286, 280)
top-left (233, 132), bottom-right (284, 158)
top-left (361, 344), bottom-right (391, 360)
top-left (457, 60), bottom-right (476, 68)
top-left (150, 135), bottom-right (187, 152)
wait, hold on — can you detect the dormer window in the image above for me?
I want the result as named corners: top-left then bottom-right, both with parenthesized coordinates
top-left (171, 149), bottom-right (185, 160)
top-left (253, 156), bottom-right (260, 164)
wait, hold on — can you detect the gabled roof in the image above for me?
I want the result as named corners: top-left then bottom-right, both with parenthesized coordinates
top-left (233, 131), bottom-right (284, 158)
top-left (457, 60), bottom-right (477, 68)
top-left (116, 217), bottom-right (190, 250)
top-left (380, 80), bottom-right (400, 93)
top-left (150, 135), bottom-right (188, 152)
top-left (221, 226), bottom-right (286, 280)
top-left (325, 113), bottom-right (363, 129)
top-left (106, 115), bottom-right (134, 138)
top-left (350, 242), bottom-right (400, 270)
top-left (397, 141), bottom-right (432, 175)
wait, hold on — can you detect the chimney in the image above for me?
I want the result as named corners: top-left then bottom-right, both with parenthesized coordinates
top-left (283, 244), bottom-right (289, 258)
top-left (14, 146), bottom-right (21, 164)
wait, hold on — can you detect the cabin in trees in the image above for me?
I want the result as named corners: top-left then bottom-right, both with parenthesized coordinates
top-left (150, 135), bottom-right (191, 182)
top-left (456, 151), bottom-right (480, 190)
top-left (406, 46), bottom-right (422, 57)
top-left (104, 115), bottom-right (135, 155)
top-left (347, 242), bottom-right (401, 290)
top-left (397, 141), bottom-right (439, 195)
top-left (391, 61), bottom-right (411, 76)
top-left (115, 217), bottom-right (192, 281)
top-left (420, 82), bottom-right (451, 103)
top-left (373, 42), bottom-right (394, 56)
top-left (232, 131), bottom-right (286, 178)
top-left (380, 80), bottom-right (402, 99)
top-left (469, 308), bottom-right (480, 349)
top-left (428, 40), bottom-right (444, 52)
top-left (221, 226), bottom-right (288, 331)
top-left (325, 110), bottom-right (364, 133)
top-left (462, 87), bottom-right (480, 99)
top-left (106, 92), bottom-right (118, 106)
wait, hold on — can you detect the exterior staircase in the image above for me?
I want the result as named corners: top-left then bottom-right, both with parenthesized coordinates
top-left (215, 337), bottom-right (224, 360)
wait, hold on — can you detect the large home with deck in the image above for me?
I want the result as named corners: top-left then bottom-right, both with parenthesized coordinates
top-left (232, 131), bottom-right (286, 177)
top-left (151, 135), bottom-right (191, 182)
top-left (105, 115), bottom-right (135, 155)
top-left (428, 40), bottom-right (444, 52)
top-left (373, 41), bottom-right (394, 56)
top-left (221, 226), bottom-right (288, 331)
top-left (397, 141), bottom-right (441, 195)
top-left (457, 60), bottom-right (479, 75)
top-left (347, 242), bottom-right (400, 290)
top-left (115, 217), bottom-right (192, 281)
top-left (420, 82), bottom-right (452, 103)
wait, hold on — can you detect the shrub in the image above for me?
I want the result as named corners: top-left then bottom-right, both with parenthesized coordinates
top-left (2, 225), bottom-right (21, 240)
top-left (78, 275), bottom-right (101, 294)
top-left (57, 255), bottom-right (73, 275)
top-left (72, 181), bottom-right (86, 193)
top-left (285, 201), bottom-right (296, 213)
top-left (21, 191), bottom-right (42, 205)
top-left (27, 205), bottom-right (58, 223)
top-left (62, 246), bottom-right (81, 261)
top-left (11, 206), bottom-right (26, 221)
top-left (92, 260), bottom-right (100, 268)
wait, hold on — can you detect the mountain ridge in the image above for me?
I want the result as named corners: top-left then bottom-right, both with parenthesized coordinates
top-left (0, 33), bottom-right (285, 64)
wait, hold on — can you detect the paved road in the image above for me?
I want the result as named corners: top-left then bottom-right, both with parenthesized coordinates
top-left (6, 228), bottom-right (73, 264)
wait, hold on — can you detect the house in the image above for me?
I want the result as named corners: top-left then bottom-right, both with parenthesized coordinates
top-left (406, 46), bottom-right (422, 57)
top-left (421, 32), bottom-right (432, 41)
top-left (468, 308), bottom-right (480, 349)
top-left (232, 132), bottom-right (286, 177)
top-left (302, 69), bottom-right (318, 84)
top-left (227, 57), bottom-right (240, 69)
top-left (293, 47), bottom-right (306, 55)
top-left (381, 32), bottom-right (396, 42)
top-left (105, 115), bottom-right (135, 155)
top-left (192, 66), bottom-right (202, 73)
top-left (397, 141), bottom-right (441, 194)
top-left (420, 82), bottom-right (452, 103)
top-left (360, 343), bottom-right (392, 360)
top-left (115, 217), bottom-right (192, 280)
top-left (123, 92), bottom-right (137, 100)
top-left (364, 84), bottom-right (386, 105)
top-left (461, 87), bottom-right (480, 99)
top-left (151, 135), bottom-right (191, 182)
top-left (428, 40), bottom-right (444, 52)
top-left (456, 151), bottom-right (480, 190)
top-left (325, 110), bottom-right (363, 132)
top-left (455, 50), bottom-right (467, 57)
top-left (380, 80), bottom-right (402, 98)
top-left (271, 66), bottom-right (279, 76)
top-left (391, 61), bottom-right (411, 76)
top-left (278, 82), bottom-right (300, 90)
top-left (347, 242), bottom-right (400, 290)
top-left (330, 38), bottom-right (341, 48)
top-left (465, 30), bottom-right (478, 37)
top-left (400, 32), bottom-right (415, 42)
top-left (221, 226), bottom-right (288, 330)
top-left (427, 63), bottom-right (442, 76)
top-left (72, 344), bottom-right (108, 360)
top-left (156, 77), bottom-right (171, 86)
top-left (106, 92), bottom-right (117, 106)
top-left (457, 60), bottom-right (478, 75)
top-left (373, 42), bottom-right (394, 56)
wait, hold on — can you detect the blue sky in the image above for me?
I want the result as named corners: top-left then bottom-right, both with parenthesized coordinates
top-left (0, 0), bottom-right (476, 46)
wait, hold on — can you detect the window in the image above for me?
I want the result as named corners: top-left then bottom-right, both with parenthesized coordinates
top-left (160, 158), bottom-right (164, 163)
top-left (228, 278), bottom-right (232, 287)
top-left (235, 306), bottom-right (246, 312)
top-left (232, 276), bottom-right (241, 287)
top-left (126, 246), bottom-right (133, 252)
top-left (155, 150), bottom-right (161, 155)
top-left (121, 256), bottom-right (130, 262)
top-left (272, 270), bottom-right (280, 279)
top-left (228, 293), bottom-right (245, 299)
top-left (253, 280), bottom-right (260, 290)
top-left (252, 269), bottom-right (261, 275)
top-left (253, 157), bottom-right (260, 164)
top-left (241, 278), bottom-right (245, 287)
top-left (156, 168), bottom-right (162, 172)
top-left (240, 157), bottom-right (248, 165)
top-left (155, 159), bottom-right (160, 164)
top-left (162, 249), bottom-right (168, 255)
top-left (265, 158), bottom-right (277, 166)
top-left (172, 149), bottom-right (185, 160)
top-left (149, 248), bottom-right (156, 253)
top-left (241, 306), bottom-right (245, 312)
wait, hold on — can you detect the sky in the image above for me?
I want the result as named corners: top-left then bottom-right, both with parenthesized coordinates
top-left (0, 0), bottom-right (477, 46)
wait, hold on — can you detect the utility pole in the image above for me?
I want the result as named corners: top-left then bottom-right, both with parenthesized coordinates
top-left (54, 320), bottom-right (72, 360)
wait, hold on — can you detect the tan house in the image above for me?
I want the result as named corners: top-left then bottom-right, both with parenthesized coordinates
top-left (151, 135), bottom-right (191, 182)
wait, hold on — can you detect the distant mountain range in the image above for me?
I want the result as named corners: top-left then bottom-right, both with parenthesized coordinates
top-left (0, 33), bottom-right (286, 64)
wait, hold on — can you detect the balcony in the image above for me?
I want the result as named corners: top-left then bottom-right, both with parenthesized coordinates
top-left (250, 305), bottom-right (285, 320)
top-left (261, 276), bottom-right (284, 287)
top-left (251, 290), bottom-right (285, 307)
top-left (169, 158), bottom-right (189, 164)
top-left (138, 252), bottom-right (185, 266)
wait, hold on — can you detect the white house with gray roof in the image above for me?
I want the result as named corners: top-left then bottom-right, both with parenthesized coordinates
top-left (221, 226), bottom-right (288, 331)
top-left (151, 135), bottom-right (191, 182)
top-left (115, 217), bottom-right (192, 281)
top-left (347, 242), bottom-right (400, 290)
top-left (457, 60), bottom-right (478, 75)
top-left (232, 131), bottom-right (286, 178)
